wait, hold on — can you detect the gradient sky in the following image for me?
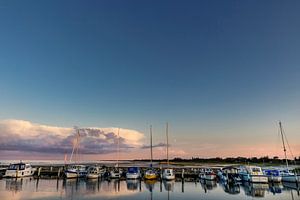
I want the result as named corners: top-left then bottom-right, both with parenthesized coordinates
top-left (0, 0), bottom-right (300, 160)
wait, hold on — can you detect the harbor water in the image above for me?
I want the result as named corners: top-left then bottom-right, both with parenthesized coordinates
top-left (0, 178), bottom-right (299, 200)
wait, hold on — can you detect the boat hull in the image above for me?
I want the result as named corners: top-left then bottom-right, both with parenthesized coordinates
top-left (282, 175), bottom-right (300, 183)
top-left (64, 171), bottom-right (79, 179)
top-left (4, 169), bottom-right (35, 178)
top-left (144, 174), bottom-right (157, 180)
top-left (86, 174), bottom-right (99, 179)
top-left (126, 173), bottom-right (140, 179)
top-left (110, 171), bottom-right (121, 179)
top-left (163, 175), bottom-right (175, 180)
top-left (268, 176), bottom-right (282, 183)
top-left (240, 174), bottom-right (268, 183)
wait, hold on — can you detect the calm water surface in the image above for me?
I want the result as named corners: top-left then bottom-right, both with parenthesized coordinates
top-left (0, 178), bottom-right (299, 200)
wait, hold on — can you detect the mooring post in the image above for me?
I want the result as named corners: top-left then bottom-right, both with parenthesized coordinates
top-left (50, 166), bottom-right (53, 172)
top-left (38, 167), bottom-right (42, 178)
top-left (57, 167), bottom-right (61, 178)
top-left (15, 168), bottom-right (19, 178)
top-left (181, 168), bottom-right (184, 181)
top-left (160, 165), bottom-right (162, 180)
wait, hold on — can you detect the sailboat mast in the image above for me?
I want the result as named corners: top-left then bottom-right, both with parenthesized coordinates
top-left (150, 125), bottom-right (153, 165)
top-left (69, 129), bottom-right (79, 163)
top-left (279, 121), bottom-right (289, 169)
top-left (166, 122), bottom-right (169, 166)
top-left (117, 128), bottom-right (120, 168)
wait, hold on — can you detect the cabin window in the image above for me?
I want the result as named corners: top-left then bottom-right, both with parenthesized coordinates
top-left (8, 165), bottom-right (18, 170)
top-left (252, 168), bottom-right (261, 172)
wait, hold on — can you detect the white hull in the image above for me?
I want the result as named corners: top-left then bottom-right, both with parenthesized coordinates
top-left (126, 173), bottom-right (140, 179)
top-left (110, 171), bottom-right (121, 179)
top-left (268, 176), bottom-right (282, 182)
top-left (65, 171), bottom-right (79, 179)
top-left (4, 169), bottom-right (35, 178)
top-left (163, 168), bottom-right (175, 180)
top-left (240, 174), bottom-right (268, 183)
top-left (163, 174), bottom-right (175, 180)
top-left (87, 174), bottom-right (99, 179)
top-left (64, 170), bottom-right (87, 178)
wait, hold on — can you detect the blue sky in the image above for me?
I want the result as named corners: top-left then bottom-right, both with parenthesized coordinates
top-left (0, 1), bottom-right (300, 158)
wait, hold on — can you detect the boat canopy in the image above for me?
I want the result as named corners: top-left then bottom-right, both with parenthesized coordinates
top-left (128, 167), bottom-right (139, 173)
top-left (264, 169), bottom-right (280, 176)
top-left (8, 163), bottom-right (26, 170)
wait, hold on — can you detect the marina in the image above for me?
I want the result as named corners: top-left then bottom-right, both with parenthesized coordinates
top-left (0, 176), bottom-right (299, 200)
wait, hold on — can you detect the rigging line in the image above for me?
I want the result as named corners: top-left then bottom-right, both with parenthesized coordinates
top-left (282, 127), bottom-right (295, 163)
top-left (277, 126), bottom-right (281, 157)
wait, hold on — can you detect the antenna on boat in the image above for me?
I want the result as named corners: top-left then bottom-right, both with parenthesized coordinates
top-left (166, 122), bottom-right (169, 167)
top-left (279, 121), bottom-right (289, 170)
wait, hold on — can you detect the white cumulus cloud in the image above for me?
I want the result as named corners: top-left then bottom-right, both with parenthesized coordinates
top-left (0, 119), bottom-right (144, 155)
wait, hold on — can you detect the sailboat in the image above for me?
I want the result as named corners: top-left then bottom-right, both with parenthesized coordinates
top-left (110, 128), bottom-right (122, 179)
top-left (64, 129), bottom-right (87, 178)
top-left (144, 125), bottom-right (158, 180)
top-left (278, 121), bottom-right (300, 183)
top-left (162, 122), bottom-right (175, 180)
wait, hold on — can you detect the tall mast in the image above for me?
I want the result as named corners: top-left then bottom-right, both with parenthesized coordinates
top-left (166, 122), bottom-right (169, 167)
top-left (150, 125), bottom-right (153, 166)
top-left (117, 128), bottom-right (120, 168)
top-left (69, 129), bottom-right (79, 163)
top-left (279, 121), bottom-right (289, 169)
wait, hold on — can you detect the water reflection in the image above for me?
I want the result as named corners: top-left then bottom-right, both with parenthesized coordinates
top-left (163, 180), bottom-right (175, 192)
top-left (1, 178), bottom-right (300, 200)
top-left (269, 183), bottom-right (283, 194)
top-left (200, 179), bottom-right (217, 193)
top-left (126, 179), bottom-right (139, 191)
top-left (6, 178), bottom-right (23, 193)
top-left (144, 179), bottom-right (156, 192)
top-left (85, 178), bottom-right (100, 193)
top-left (221, 183), bottom-right (240, 195)
top-left (241, 182), bottom-right (269, 197)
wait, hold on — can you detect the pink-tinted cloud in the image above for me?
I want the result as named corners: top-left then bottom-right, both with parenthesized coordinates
top-left (0, 119), bottom-right (144, 158)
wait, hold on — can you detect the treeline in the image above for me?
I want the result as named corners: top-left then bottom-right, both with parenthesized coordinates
top-left (135, 156), bottom-right (300, 165)
top-left (173, 156), bottom-right (300, 165)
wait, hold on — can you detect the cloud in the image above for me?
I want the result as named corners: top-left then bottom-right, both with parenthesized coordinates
top-left (0, 119), bottom-right (144, 156)
top-left (141, 142), bottom-right (167, 149)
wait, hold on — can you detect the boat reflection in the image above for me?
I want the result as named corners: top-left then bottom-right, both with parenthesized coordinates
top-left (221, 182), bottom-right (240, 195)
top-left (163, 180), bottom-right (175, 191)
top-left (5, 177), bottom-right (34, 194)
top-left (126, 179), bottom-right (140, 191)
top-left (268, 183), bottom-right (283, 194)
top-left (200, 179), bottom-right (217, 193)
top-left (86, 178), bottom-right (101, 193)
top-left (144, 179), bottom-right (156, 192)
top-left (241, 182), bottom-right (268, 197)
top-left (282, 181), bottom-right (300, 192)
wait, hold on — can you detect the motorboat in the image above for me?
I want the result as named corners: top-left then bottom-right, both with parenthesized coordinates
top-left (126, 167), bottom-right (141, 179)
top-left (239, 166), bottom-right (268, 183)
top-left (86, 166), bottom-right (105, 179)
top-left (4, 162), bottom-right (36, 178)
top-left (64, 165), bottom-right (87, 178)
top-left (262, 168), bottom-right (282, 182)
top-left (199, 168), bottom-right (216, 180)
top-left (162, 168), bottom-right (175, 180)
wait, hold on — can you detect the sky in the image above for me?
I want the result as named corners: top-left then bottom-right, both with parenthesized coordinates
top-left (0, 0), bottom-right (300, 160)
